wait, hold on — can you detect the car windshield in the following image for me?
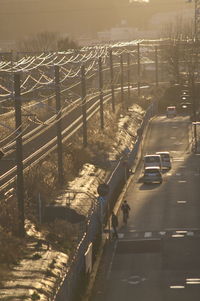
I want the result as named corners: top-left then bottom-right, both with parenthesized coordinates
top-left (160, 154), bottom-right (170, 160)
top-left (145, 156), bottom-right (160, 163)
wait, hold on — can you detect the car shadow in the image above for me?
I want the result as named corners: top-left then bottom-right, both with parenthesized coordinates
top-left (139, 182), bottom-right (162, 190)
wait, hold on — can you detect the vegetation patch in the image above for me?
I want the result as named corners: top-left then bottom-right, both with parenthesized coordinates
top-left (0, 88), bottom-right (161, 297)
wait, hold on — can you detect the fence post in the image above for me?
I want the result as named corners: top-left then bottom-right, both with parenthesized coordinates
top-left (137, 43), bottom-right (141, 97)
top-left (54, 65), bottom-right (64, 186)
top-left (120, 53), bottom-right (125, 108)
top-left (109, 49), bottom-right (115, 113)
top-left (81, 65), bottom-right (88, 147)
top-left (14, 72), bottom-right (25, 237)
top-left (98, 57), bottom-right (104, 130)
top-left (127, 52), bottom-right (131, 105)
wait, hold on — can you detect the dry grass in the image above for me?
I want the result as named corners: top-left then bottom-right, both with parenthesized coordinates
top-left (0, 99), bottom-right (124, 268)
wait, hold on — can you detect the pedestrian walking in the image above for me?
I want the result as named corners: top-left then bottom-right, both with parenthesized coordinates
top-left (111, 211), bottom-right (118, 239)
top-left (121, 200), bottom-right (131, 224)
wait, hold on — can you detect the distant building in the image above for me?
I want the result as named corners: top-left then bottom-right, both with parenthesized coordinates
top-left (97, 24), bottom-right (157, 43)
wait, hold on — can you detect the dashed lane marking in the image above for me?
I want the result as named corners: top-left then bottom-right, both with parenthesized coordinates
top-left (144, 232), bottom-right (152, 238)
top-left (118, 229), bottom-right (200, 240)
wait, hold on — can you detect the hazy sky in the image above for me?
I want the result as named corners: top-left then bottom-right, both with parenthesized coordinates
top-left (0, 0), bottom-right (193, 41)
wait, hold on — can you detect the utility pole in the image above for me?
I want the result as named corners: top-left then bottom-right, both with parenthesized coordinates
top-left (54, 65), bottom-right (64, 186)
top-left (14, 73), bottom-right (25, 238)
top-left (175, 43), bottom-right (180, 84)
top-left (127, 52), bottom-right (131, 104)
top-left (191, 73), bottom-right (197, 152)
top-left (81, 65), bottom-right (87, 147)
top-left (109, 49), bottom-right (115, 113)
top-left (120, 53), bottom-right (125, 109)
top-left (137, 43), bottom-right (141, 98)
top-left (98, 57), bottom-right (104, 130)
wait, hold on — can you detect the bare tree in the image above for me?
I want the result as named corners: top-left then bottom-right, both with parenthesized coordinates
top-left (160, 15), bottom-right (194, 84)
top-left (16, 31), bottom-right (59, 52)
top-left (57, 37), bottom-right (79, 51)
top-left (161, 15), bottom-right (193, 40)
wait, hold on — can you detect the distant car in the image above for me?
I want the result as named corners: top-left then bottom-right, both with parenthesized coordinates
top-left (144, 154), bottom-right (162, 170)
top-left (156, 151), bottom-right (171, 170)
top-left (143, 167), bottom-right (163, 184)
top-left (166, 106), bottom-right (177, 117)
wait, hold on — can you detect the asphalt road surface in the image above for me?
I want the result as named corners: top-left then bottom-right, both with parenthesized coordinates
top-left (90, 115), bottom-right (200, 301)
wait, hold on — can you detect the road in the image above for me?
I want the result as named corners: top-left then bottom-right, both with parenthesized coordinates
top-left (90, 115), bottom-right (200, 301)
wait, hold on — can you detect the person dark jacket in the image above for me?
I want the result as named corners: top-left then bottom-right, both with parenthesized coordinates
top-left (121, 201), bottom-right (130, 215)
top-left (111, 212), bottom-right (118, 228)
top-left (111, 212), bottom-right (118, 238)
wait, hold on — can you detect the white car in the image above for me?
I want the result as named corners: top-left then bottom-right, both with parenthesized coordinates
top-left (144, 154), bottom-right (162, 170)
top-left (156, 151), bottom-right (171, 170)
top-left (166, 106), bottom-right (177, 117)
top-left (143, 167), bottom-right (163, 184)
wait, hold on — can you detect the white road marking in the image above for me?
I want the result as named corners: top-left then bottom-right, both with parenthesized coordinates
top-left (144, 232), bottom-right (152, 238)
top-left (131, 232), bottom-right (139, 237)
top-left (178, 180), bottom-right (187, 183)
top-left (159, 231), bottom-right (166, 236)
top-left (177, 200), bottom-right (187, 204)
top-left (123, 275), bottom-right (146, 285)
top-left (174, 142), bottom-right (184, 145)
